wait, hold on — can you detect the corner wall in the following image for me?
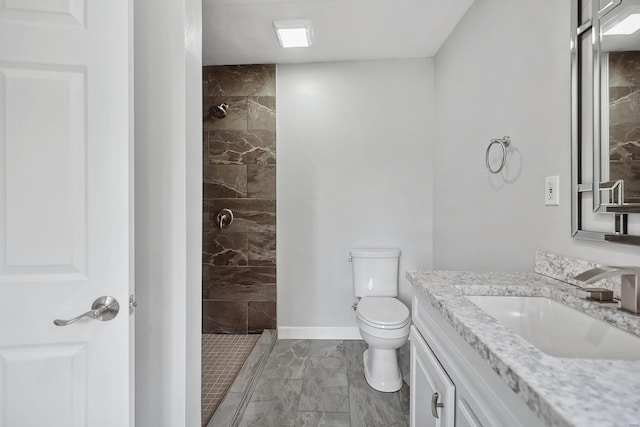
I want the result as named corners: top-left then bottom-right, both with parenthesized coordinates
top-left (433, 0), bottom-right (639, 272)
top-left (134, 0), bottom-right (202, 424)
top-left (277, 59), bottom-right (435, 337)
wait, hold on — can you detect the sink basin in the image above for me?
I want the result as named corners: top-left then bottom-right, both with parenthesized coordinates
top-left (465, 295), bottom-right (640, 361)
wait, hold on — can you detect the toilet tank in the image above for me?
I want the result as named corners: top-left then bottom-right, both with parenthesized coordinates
top-left (350, 248), bottom-right (401, 297)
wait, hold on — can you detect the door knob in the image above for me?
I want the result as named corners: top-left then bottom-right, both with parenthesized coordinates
top-left (53, 296), bottom-right (120, 326)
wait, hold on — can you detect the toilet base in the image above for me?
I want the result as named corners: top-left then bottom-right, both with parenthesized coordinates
top-left (363, 348), bottom-right (402, 392)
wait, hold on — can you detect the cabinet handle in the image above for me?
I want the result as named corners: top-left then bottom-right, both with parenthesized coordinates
top-left (431, 392), bottom-right (445, 418)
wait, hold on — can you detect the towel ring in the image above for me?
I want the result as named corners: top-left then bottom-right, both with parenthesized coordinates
top-left (485, 136), bottom-right (511, 174)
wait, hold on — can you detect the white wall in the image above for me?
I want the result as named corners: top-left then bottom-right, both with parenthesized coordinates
top-left (134, 0), bottom-right (202, 425)
top-left (184, 0), bottom-right (203, 423)
top-left (277, 59), bottom-right (434, 336)
top-left (433, 0), bottom-right (640, 272)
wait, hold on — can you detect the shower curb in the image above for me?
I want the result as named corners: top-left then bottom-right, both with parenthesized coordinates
top-left (207, 329), bottom-right (277, 427)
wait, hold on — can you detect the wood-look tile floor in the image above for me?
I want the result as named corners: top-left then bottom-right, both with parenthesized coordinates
top-left (238, 340), bottom-right (410, 427)
top-left (202, 334), bottom-right (260, 427)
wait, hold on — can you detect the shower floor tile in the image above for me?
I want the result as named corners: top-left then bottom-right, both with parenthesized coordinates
top-left (202, 334), bottom-right (260, 427)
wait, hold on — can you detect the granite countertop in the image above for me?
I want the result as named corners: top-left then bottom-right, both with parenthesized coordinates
top-left (407, 270), bottom-right (640, 427)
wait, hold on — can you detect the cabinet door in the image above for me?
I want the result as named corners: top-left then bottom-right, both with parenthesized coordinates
top-left (410, 326), bottom-right (455, 427)
top-left (457, 399), bottom-right (484, 427)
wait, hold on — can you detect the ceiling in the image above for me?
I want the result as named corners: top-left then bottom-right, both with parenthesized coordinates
top-left (202, 0), bottom-right (476, 66)
top-left (601, 0), bottom-right (640, 51)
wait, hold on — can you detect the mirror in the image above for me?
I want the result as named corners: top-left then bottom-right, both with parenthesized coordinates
top-left (572, 0), bottom-right (640, 243)
top-left (595, 0), bottom-right (640, 212)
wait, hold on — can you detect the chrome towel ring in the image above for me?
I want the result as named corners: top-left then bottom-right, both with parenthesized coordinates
top-left (485, 136), bottom-right (511, 174)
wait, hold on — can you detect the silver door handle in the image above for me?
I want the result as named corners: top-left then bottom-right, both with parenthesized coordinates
top-left (431, 392), bottom-right (444, 418)
top-left (54, 296), bottom-right (120, 326)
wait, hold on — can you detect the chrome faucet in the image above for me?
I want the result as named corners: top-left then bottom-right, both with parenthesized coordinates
top-left (574, 266), bottom-right (640, 314)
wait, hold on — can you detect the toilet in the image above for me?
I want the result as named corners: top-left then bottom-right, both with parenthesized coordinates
top-left (350, 248), bottom-right (410, 392)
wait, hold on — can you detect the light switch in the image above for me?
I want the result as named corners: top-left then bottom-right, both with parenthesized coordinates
top-left (545, 176), bottom-right (560, 206)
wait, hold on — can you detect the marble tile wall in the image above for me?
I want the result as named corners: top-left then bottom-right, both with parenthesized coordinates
top-left (608, 52), bottom-right (640, 202)
top-left (203, 65), bottom-right (277, 334)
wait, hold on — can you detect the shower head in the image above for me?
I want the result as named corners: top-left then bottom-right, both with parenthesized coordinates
top-left (210, 103), bottom-right (229, 119)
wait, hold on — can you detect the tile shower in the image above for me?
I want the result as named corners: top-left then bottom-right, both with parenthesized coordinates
top-left (201, 64), bottom-right (277, 423)
top-left (202, 64), bottom-right (277, 333)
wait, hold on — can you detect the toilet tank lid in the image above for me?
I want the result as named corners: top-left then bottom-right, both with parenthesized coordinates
top-left (350, 248), bottom-right (400, 258)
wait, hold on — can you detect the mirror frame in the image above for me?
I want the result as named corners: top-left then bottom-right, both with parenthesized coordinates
top-left (571, 0), bottom-right (640, 244)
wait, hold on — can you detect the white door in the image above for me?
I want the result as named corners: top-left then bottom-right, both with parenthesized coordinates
top-left (0, 0), bottom-right (133, 426)
top-left (410, 326), bottom-right (455, 427)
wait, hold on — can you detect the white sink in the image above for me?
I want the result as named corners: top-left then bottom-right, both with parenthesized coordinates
top-left (465, 295), bottom-right (640, 361)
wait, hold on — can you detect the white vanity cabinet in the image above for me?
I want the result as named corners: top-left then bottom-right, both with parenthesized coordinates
top-left (410, 326), bottom-right (454, 426)
top-left (455, 399), bottom-right (483, 427)
top-left (410, 295), bottom-right (544, 427)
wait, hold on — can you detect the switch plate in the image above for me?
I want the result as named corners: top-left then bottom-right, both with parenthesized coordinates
top-left (545, 176), bottom-right (559, 206)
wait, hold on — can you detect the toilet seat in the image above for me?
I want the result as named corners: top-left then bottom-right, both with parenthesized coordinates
top-left (356, 297), bottom-right (410, 329)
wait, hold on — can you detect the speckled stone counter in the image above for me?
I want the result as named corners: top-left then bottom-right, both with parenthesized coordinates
top-left (407, 270), bottom-right (640, 427)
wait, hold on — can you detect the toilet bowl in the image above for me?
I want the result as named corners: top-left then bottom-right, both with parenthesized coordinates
top-left (355, 296), bottom-right (410, 392)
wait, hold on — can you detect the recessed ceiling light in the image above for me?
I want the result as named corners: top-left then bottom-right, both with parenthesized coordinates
top-left (273, 20), bottom-right (313, 48)
top-left (603, 14), bottom-right (640, 35)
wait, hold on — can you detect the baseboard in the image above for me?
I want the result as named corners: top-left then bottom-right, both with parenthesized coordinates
top-left (277, 326), bottom-right (362, 340)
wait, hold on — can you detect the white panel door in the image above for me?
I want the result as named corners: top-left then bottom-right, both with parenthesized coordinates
top-left (0, 0), bottom-right (133, 426)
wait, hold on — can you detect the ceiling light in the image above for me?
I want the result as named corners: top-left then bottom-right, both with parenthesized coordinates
top-left (273, 20), bottom-right (313, 48)
top-left (603, 14), bottom-right (640, 35)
